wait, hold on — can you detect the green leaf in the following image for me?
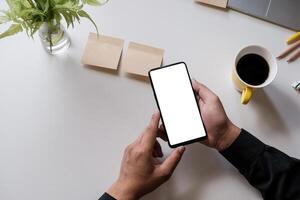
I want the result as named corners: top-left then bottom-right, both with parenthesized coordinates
top-left (30, 21), bottom-right (43, 37)
top-left (54, 12), bottom-right (62, 25)
top-left (83, 0), bottom-right (100, 6)
top-left (43, 0), bottom-right (50, 13)
top-left (82, 0), bottom-right (108, 6)
top-left (78, 9), bottom-right (98, 34)
top-left (1, 0), bottom-right (102, 40)
top-left (19, 8), bottom-right (44, 17)
top-left (60, 10), bottom-right (73, 27)
top-left (0, 23), bottom-right (23, 39)
top-left (0, 15), bottom-right (9, 24)
top-left (6, 0), bottom-right (22, 13)
top-left (21, 0), bottom-right (32, 8)
top-left (25, 0), bottom-right (36, 8)
top-left (34, 0), bottom-right (45, 10)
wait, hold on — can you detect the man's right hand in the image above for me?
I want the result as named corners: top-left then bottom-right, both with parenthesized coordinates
top-left (192, 80), bottom-right (241, 151)
top-left (107, 112), bottom-right (185, 200)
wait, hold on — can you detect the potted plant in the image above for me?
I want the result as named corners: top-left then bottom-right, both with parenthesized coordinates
top-left (0, 0), bottom-right (107, 54)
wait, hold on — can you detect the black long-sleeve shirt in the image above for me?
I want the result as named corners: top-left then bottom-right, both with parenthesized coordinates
top-left (99, 129), bottom-right (300, 200)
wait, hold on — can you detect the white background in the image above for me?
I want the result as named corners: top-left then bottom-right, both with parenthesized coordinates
top-left (150, 63), bottom-right (206, 146)
top-left (0, 0), bottom-right (300, 200)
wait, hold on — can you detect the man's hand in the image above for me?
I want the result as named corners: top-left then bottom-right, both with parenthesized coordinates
top-left (192, 80), bottom-right (241, 151)
top-left (107, 112), bottom-right (185, 200)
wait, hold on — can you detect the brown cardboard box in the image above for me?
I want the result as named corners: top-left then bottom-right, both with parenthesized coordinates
top-left (81, 33), bottom-right (124, 70)
top-left (122, 42), bottom-right (164, 77)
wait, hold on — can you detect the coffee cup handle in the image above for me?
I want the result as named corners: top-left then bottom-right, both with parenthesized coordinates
top-left (241, 87), bottom-right (253, 104)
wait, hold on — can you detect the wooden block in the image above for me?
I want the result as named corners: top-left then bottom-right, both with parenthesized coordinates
top-left (122, 42), bottom-right (164, 77)
top-left (195, 0), bottom-right (228, 8)
top-left (81, 33), bottom-right (124, 70)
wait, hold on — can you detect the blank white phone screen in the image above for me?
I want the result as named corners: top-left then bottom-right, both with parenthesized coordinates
top-left (150, 63), bottom-right (206, 146)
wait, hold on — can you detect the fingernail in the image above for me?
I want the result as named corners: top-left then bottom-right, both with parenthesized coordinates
top-left (153, 110), bottom-right (159, 115)
top-left (178, 146), bottom-right (185, 154)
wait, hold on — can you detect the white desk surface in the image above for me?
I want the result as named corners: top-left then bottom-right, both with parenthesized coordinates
top-left (1, 1), bottom-right (300, 200)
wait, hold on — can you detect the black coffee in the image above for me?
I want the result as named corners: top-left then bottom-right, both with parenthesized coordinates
top-left (236, 54), bottom-right (269, 86)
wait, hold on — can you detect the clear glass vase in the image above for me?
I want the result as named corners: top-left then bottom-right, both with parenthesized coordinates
top-left (39, 22), bottom-right (71, 55)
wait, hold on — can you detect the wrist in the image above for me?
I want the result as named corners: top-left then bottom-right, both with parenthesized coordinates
top-left (216, 122), bottom-right (240, 151)
top-left (107, 180), bottom-right (138, 200)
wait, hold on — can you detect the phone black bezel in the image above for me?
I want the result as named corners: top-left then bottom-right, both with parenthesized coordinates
top-left (148, 62), bottom-right (208, 148)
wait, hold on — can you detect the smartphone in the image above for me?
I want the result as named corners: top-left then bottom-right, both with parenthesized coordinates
top-left (149, 62), bottom-right (207, 148)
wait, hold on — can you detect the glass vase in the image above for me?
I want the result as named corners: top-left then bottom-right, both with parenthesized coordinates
top-left (39, 22), bottom-right (71, 55)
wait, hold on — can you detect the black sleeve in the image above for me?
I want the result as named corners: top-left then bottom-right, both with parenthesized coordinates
top-left (220, 129), bottom-right (300, 200)
top-left (99, 193), bottom-right (116, 200)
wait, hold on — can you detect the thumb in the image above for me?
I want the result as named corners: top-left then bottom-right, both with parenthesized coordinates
top-left (158, 147), bottom-right (185, 177)
top-left (192, 80), bottom-right (215, 102)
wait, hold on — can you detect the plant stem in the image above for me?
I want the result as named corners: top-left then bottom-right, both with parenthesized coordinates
top-left (48, 31), bottom-right (53, 53)
top-left (47, 22), bottom-right (53, 53)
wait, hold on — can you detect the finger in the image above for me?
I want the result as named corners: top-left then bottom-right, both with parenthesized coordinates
top-left (153, 140), bottom-right (163, 157)
top-left (158, 124), bottom-right (168, 141)
top-left (192, 80), bottom-right (216, 102)
top-left (141, 111), bottom-right (161, 149)
top-left (199, 98), bottom-right (205, 108)
top-left (159, 124), bottom-right (165, 131)
top-left (136, 132), bottom-right (145, 143)
top-left (153, 157), bottom-right (162, 165)
top-left (137, 111), bottom-right (160, 143)
top-left (158, 146), bottom-right (185, 177)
